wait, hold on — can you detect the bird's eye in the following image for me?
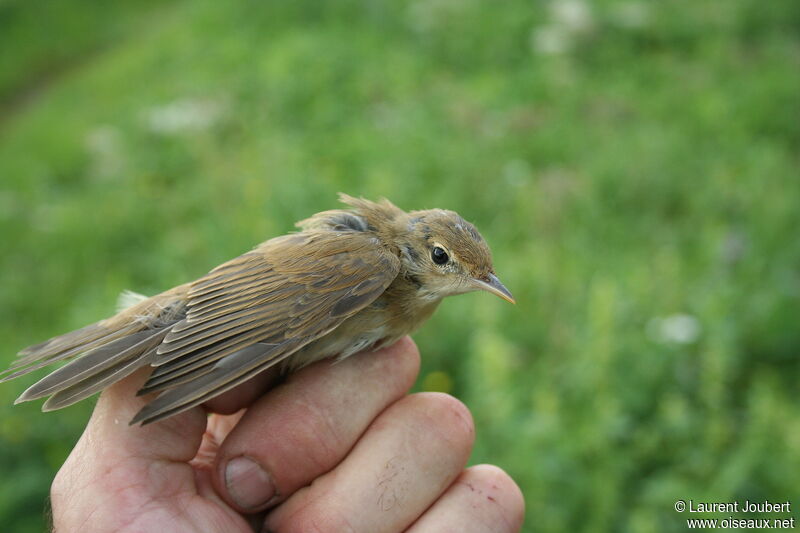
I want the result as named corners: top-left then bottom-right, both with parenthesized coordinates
top-left (431, 246), bottom-right (449, 265)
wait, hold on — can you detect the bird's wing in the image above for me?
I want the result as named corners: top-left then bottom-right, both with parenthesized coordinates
top-left (131, 231), bottom-right (400, 424)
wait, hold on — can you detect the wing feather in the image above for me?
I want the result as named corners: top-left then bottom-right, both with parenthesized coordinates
top-left (136, 342), bottom-right (280, 396)
top-left (132, 231), bottom-right (399, 424)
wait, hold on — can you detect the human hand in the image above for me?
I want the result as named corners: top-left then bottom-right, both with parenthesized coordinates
top-left (50, 337), bottom-right (525, 532)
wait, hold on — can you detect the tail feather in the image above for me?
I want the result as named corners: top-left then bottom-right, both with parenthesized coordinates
top-left (2, 325), bottom-right (141, 383)
top-left (42, 348), bottom-right (157, 411)
top-left (10, 285), bottom-right (189, 373)
top-left (4, 286), bottom-right (193, 415)
top-left (15, 328), bottom-right (168, 403)
top-left (16, 322), bottom-right (106, 357)
top-left (0, 324), bottom-right (142, 383)
top-left (12, 322), bottom-right (114, 365)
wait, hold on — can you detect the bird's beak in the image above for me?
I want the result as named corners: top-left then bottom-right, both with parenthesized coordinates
top-left (472, 273), bottom-right (515, 304)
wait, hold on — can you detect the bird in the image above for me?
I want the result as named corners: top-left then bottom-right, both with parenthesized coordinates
top-left (2, 194), bottom-right (514, 425)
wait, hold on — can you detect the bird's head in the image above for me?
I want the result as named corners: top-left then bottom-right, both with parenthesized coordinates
top-left (398, 210), bottom-right (514, 304)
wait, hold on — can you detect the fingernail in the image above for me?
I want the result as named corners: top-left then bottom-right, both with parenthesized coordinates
top-left (225, 456), bottom-right (276, 510)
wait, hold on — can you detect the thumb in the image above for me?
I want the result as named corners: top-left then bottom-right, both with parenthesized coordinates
top-left (51, 366), bottom-right (211, 531)
top-left (85, 366), bottom-right (208, 464)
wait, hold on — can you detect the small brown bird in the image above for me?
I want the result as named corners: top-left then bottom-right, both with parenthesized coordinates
top-left (3, 194), bottom-right (513, 425)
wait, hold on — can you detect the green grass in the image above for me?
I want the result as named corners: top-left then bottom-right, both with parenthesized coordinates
top-left (1, 0), bottom-right (799, 531)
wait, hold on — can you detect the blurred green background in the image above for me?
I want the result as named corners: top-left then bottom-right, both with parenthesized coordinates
top-left (1, 0), bottom-right (799, 531)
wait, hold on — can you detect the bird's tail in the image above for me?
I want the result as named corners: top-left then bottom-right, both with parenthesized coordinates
top-left (3, 285), bottom-right (188, 410)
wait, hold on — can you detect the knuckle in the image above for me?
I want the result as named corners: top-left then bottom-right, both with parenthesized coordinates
top-left (279, 398), bottom-right (345, 471)
top-left (463, 465), bottom-right (526, 531)
top-left (386, 337), bottom-right (421, 385)
top-left (411, 392), bottom-right (475, 445)
top-left (361, 336), bottom-right (420, 392)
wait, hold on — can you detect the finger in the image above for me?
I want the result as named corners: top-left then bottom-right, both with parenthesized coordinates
top-left (70, 361), bottom-right (273, 473)
top-left (85, 361), bottom-right (279, 464)
top-left (214, 337), bottom-right (421, 512)
top-left (87, 365), bottom-right (208, 464)
top-left (407, 465), bottom-right (525, 533)
top-left (50, 366), bottom-right (212, 529)
top-left (191, 411), bottom-right (249, 505)
top-left (191, 410), bottom-right (247, 472)
top-left (203, 368), bottom-right (280, 415)
top-left (264, 392), bottom-right (475, 533)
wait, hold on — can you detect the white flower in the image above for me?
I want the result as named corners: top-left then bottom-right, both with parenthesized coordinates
top-left (144, 98), bottom-right (225, 135)
top-left (531, 0), bottom-right (594, 55)
top-left (531, 26), bottom-right (570, 55)
top-left (647, 314), bottom-right (702, 345)
top-left (552, 0), bottom-right (593, 32)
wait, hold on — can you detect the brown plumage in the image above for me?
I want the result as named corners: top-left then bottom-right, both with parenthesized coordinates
top-left (3, 194), bottom-right (513, 425)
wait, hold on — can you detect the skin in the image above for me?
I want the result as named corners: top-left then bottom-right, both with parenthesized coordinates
top-left (51, 337), bottom-right (525, 533)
